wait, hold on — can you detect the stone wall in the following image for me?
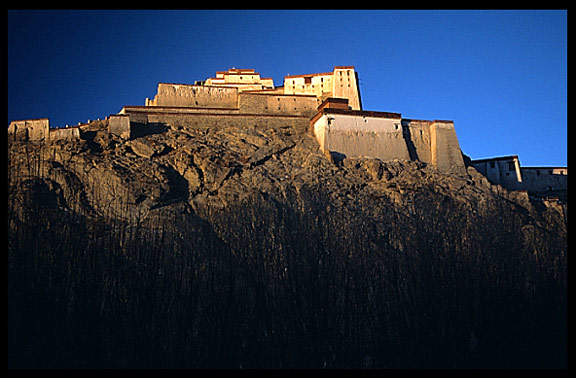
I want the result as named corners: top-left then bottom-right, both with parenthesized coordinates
top-left (311, 110), bottom-right (466, 174)
top-left (401, 119), bottom-right (433, 164)
top-left (8, 118), bottom-right (49, 141)
top-left (312, 110), bottom-right (411, 161)
top-left (120, 108), bottom-right (310, 134)
top-left (148, 83), bottom-right (239, 108)
top-left (108, 114), bottom-right (131, 139)
top-left (520, 167), bottom-right (568, 197)
top-left (49, 126), bottom-right (80, 140)
top-left (429, 121), bottom-right (466, 174)
top-left (238, 93), bottom-right (318, 117)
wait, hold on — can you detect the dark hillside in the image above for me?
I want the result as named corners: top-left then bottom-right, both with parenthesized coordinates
top-left (8, 119), bottom-right (567, 368)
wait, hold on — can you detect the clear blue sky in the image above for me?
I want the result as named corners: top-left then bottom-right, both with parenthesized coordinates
top-left (8, 10), bottom-right (567, 166)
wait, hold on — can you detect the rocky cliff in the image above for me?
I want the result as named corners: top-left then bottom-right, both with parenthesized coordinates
top-left (8, 119), bottom-right (567, 368)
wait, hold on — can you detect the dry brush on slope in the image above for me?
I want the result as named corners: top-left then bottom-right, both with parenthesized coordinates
top-left (8, 120), bottom-right (567, 368)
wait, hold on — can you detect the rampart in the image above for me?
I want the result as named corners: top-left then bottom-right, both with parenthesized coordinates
top-left (430, 120), bottom-right (466, 175)
top-left (147, 83), bottom-right (239, 108)
top-left (310, 100), bottom-right (466, 174)
top-left (49, 126), bottom-right (80, 140)
top-left (108, 114), bottom-right (132, 139)
top-left (401, 119), bottom-right (433, 164)
top-left (238, 92), bottom-right (318, 117)
top-left (120, 106), bottom-right (310, 133)
top-left (8, 119), bottom-right (49, 141)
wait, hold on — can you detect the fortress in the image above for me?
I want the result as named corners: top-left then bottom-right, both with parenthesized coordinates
top-left (8, 66), bottom-right (567, 199)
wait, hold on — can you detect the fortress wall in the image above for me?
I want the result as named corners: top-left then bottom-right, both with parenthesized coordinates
top-left (49, 127), bottom-right (80, 140)
top-left (401, 119), bottom-right (433, 164)
top-left (429, 121), bottom-right (466, 174)
top-left (121, 106), bottom-right (240, 115)
top-left (8, 119), bottom-right (50, 141)
top-left (238, 93), bottom-right (318, 116)
top-left (109, 114), bottom-right (132, 139)
top-left (312, 115), bottom-right (328, 152)
top-left (151, 83), bottom-right (238, 108)
top-left (519, 167), bottom-right (567, 196)
top-left (313, 112), bottom-right (410, 160)
top-left (125, 111), bottom-right (310, 133)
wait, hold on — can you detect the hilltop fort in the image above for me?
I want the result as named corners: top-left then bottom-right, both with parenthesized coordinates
top-left (8, 66), bottom-right (568, 369)
top-left (8, 66), bottom-right (567, 200)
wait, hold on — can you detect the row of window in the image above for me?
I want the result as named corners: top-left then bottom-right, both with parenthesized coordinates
top-left (488, 161), bottom-right (564, 176)
top-left (287, 76), bottom-right (351, 86)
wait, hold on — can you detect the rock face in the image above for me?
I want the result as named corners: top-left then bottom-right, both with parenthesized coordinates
top-left (8, 119), bottom-right (567, 369)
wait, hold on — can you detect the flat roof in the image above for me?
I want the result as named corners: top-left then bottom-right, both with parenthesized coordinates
top-left (285, 66), bottom-right (356, 79)
top-left (521, 166), bottom-right (568, 170)
top-left (322, 108), bottom-right (402, 119)
top-left (284, 72), bottom-right (334, 79)
top-left (310, 107), bottom-right (402, 125)
top-left (471, 155), bottom-right (519, 163)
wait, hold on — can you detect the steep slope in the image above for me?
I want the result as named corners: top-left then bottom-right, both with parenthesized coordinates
top-left (8, 119), bottom-right (567, 368)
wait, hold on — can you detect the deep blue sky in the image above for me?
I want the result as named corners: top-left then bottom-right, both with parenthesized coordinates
top-left (8, 10), bottom-right (567, 166)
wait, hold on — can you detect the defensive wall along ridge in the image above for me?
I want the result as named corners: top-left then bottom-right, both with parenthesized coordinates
top-left (8, 65), bottom-right (566, 198)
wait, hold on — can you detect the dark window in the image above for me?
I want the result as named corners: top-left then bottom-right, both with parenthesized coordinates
top-left (304, 77), bottom-right (312, 85)
top-left (508, 161), bottom-right (515, 171)
top-left (489, 162), bottom-right (495, 169)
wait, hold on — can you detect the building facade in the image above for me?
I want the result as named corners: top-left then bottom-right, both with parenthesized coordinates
top-left (311, 98), bottom-right (466, 174)
top-left (471, 156), bottom-right (567, 199)
top-left (284, 66), bottom-right (362, 110)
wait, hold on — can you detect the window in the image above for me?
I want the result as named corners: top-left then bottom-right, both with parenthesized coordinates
top-left (304, 77), bottom-right (312, 85)
top-left (508, 161), bottom-right (515, 171)
top-left (489, 162), bottom-right (495, 169)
